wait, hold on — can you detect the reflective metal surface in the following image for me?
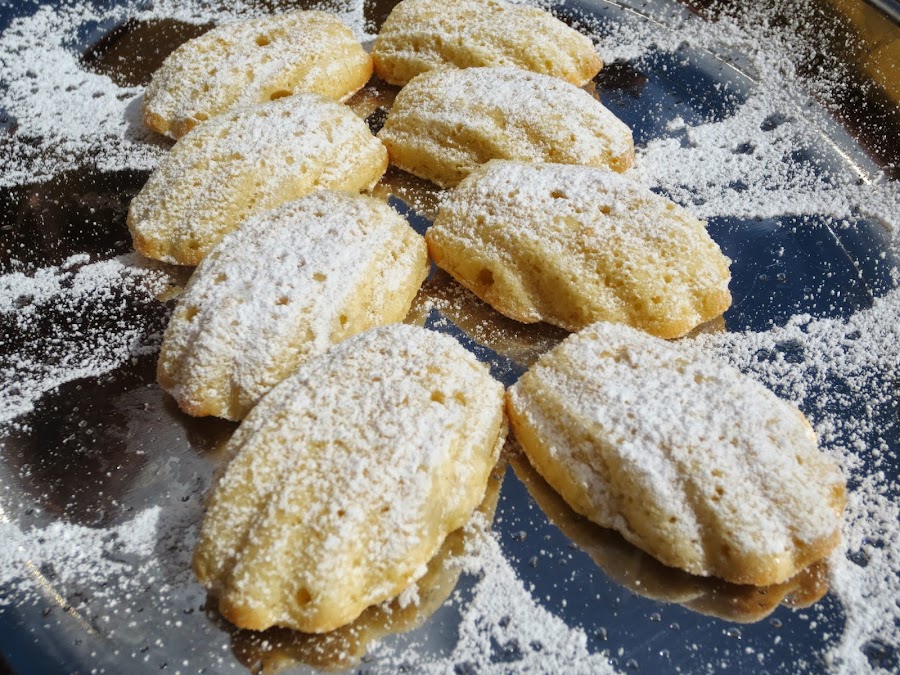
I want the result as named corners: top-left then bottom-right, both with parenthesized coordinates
top-left (0, 0), bottom-right (898, 673)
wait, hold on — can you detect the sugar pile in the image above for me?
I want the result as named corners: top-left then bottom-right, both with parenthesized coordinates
top-left (0, 0), bottom-right (898, 673)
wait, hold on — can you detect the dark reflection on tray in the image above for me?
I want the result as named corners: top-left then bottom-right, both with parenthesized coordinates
top-left (596, 46), bottom-right (750, 147)
top-left (708, 214), bottom-right (899, 332)
top-left (371, 167), bottom-right (441, 223)
top-left (0, 167), bottom-right (149, 273)
top-left (0, 351), bottom-right (238, 528)
top-left (509, 451), bottom-right (829, 624)
top-left (364, 0), bottom-right (402, 34)
top-left (0, 356), bottom-right (154, 526)
top-left (594, 60), bottom-right (649, 98)
top-left (170, 396), bottom-right (240, 462)
top-left (0, 265), bottom-right (171, 405)
top-left (407, 268), bottom-right (569, 369)
top-left (81, 18), bottom-right (214, 88)
top-left (219, 459), bottom-right (505, 674)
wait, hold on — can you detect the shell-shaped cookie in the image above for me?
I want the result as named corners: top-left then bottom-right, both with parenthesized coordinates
top-left (427, 161), bottom-right (731, 337)
top-left (143, 11), bottom-right (373, 139)
top-left (510, 452), bottom-right (829, 624)
top-left (377, 67), bottom-right (634, 187)
top-left (372, 0), bottom-right (602, 87)
top-left (128, 94), bottom-right (388, 266)
top-left (506, 321), bottom-right (846, 586)
top-left (230, 461), bottom-right (504, 671)
top-left (193, 324), bottom-right (507, 632)
top-left (157, 191), bottom-right (429, 421)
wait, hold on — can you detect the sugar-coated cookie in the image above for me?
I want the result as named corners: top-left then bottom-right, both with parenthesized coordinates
top-left (143, 11), bottom-right (372, 139)
top-left (510, 452), bottom-right (829, 624)
top-left (506, 321), bottom-right (846, 586)
top-left (128, 94), bottom-right (387, 266)
top-left (372, 0), bottom-right (602, 86)
top-left (427, 161), bottom-right (731, 337)
top-left (157, 191), bottom-right (428, 421)
top-left (378, 67), bottom-right (634, 187)
top-left (229, 461), bottom-right (503, 671)
top-left (193, 324), bottom-right (506, 632)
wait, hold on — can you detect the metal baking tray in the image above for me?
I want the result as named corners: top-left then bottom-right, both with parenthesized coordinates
top-left (0, 0), bottom-right (897, 672)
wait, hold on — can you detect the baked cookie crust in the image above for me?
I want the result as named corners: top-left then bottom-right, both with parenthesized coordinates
top-left (157, 191), bottom-right (428, 421)
top-left (506, 321), bottom-right (846, 587)
top-left (143, 11), bottom-right (372, 139)
top-left (193, 324), bottom-right (507, 633)
top-left (372, 0), bottom-right (602, 86)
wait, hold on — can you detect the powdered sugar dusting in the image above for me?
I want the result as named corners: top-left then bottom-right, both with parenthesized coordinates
top-left (509, 321), bottom-right (845, 582)
top-left (128, 92), bottom-right (387, 265)
top-left (157, 190), bottom-right (425, 420)
top-left (143, 10), bottom-right (371, 138)
top-left (378, 65), bottom-right (634, 186)
top-left (0, 0), bottom-right (374, 188)
top-left (0, 506), bottom-right (161, 596)
top-left (687, 288), bottom-right (900, 670)
top-left (0, 0), bottom-right (898, 671)
top-left (428, 522), bottom-right (615, 674)
top-left (194, 324), bottom-right (504, 632)
top-left (0, 253), bottom-right (172, 424)
top-left (430, 160), bottom-right (731, 336)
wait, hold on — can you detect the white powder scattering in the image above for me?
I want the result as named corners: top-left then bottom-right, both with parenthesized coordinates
top-left (635, 98), bottom-right (900, 228)
top-left (0, 0), bottom-right (898, 672)
top-left (430, 523), bottom-right (613, 674)
top-left (0, 3), bottom-right (161, 186)
top-left (0, 253), bottom-right (172, 424)
top-left (368, 513), bottom-right (615, 674)
top-left (688, 288), bottom-right (900, 670)
top-left (588, 0), bottom-right (900, 231)
top-left (0, 506), bottom-right (161, 603)
top-left (0, 0), bottom-right (373, 188)
top-left (576, 6), bottom-right (900, 665)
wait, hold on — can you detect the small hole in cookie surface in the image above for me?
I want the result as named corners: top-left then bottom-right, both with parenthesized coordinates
top-left (431, 391), bottom-right (446, 404)
top-left (184, 306), bottom-right (200, 321)
top-left (296, 588), bottom-right (312, 605)
top-left (255, 35), bottom-right (271, 46)
top-left (269, 89), bottom-right (292, 101)
top-left (477, 268), bottom-right (494, 287)
top-left (313, 272), bottom-right (327, 282)
top-left (276, 296), bottom-right (290, 306)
